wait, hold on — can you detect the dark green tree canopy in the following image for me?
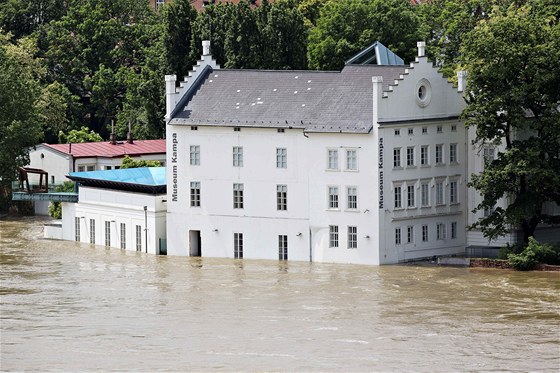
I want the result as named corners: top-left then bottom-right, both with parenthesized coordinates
top-left (462, 3), bottom-right (560, 242)
top-left (307, 0), bottom-right (420, 70)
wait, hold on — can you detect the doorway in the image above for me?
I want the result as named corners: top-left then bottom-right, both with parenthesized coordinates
top-left (189, 230), bottom-right (201, 256)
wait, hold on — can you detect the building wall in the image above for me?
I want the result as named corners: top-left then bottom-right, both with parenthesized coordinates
top-left (28, 145), bottom-right (72, 185)
top-left (62, 187), bottom-right (166, 255)
top-left (165, 45), bottom-right (472, 265)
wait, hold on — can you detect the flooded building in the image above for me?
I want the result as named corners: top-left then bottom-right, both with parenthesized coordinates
top-left (164, 41), bottom-right (471, 264)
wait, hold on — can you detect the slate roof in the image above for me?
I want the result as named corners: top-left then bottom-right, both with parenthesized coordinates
top-left (44, 139), bottom-right (166, 158)
top-left (169, 65), bottom-right (407, 133)
top-left (67, 167), bottom-right (166, 194)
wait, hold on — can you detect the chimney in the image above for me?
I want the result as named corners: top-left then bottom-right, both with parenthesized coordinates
top-left (457, 70), bottom-right (467, 93)
top-left (126, 120), bottom-right (133, 144)
top-left (165, 74), bottom-right (177, 121)
top-left (417, 41), bottom-right (426, 57)
top-left (109, 119), bottom-right (117, 145)
top-left (202, 40), bottom-right (211, 56)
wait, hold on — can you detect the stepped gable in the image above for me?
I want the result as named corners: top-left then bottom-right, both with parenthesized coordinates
top-left (169, 65), bottom-right (406, 134)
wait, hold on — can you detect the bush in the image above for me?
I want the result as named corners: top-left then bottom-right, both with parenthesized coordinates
top-left (507, 237), bottom-right (560, 270)
top-left (48, 182), bottom-right (75, 219)
top-left (498, 242), bottom-right (524, 259)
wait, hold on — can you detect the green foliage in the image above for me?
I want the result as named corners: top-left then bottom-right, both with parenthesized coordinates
top-left (38, 0), bottom-right (159, 136)
top-left (0, 0), bottom-right (67, 39)
top-left (48, 181), bottom-right (75, 219)
top-left (120, 155), bottom-right (162, 169)
top-left (463, 3), bottom-right (560, 242)
top-left (58, 126), bottom-right (102, 143)
top-left (163, 0), bottom-right (198, 80)
top-left (307, 0), bottom-right (420, 70)
top-left (498, 242), bottom-right (524, 260)
top-left (507, 237), bottom-right (560, 270)
top-left (0, 33), bottom-right (44, 212)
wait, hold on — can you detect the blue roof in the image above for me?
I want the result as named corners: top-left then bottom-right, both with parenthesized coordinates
top-left (67, 167), bottom-right (166, 194)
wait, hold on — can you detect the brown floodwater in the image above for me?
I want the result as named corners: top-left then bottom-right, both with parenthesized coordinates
top-left (1, 217), bottom-right (559, 372)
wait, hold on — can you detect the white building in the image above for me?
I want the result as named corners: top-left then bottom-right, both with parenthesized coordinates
top-left (164, 41), bottom-right (471, 264)
top-left (59, 168), bottom-right (167, 255)
top-left (27, 139), bottom-right (165, 214)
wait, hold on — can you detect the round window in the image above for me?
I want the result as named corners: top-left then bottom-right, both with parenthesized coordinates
top-left (415, 79), bottom-right (432, 108)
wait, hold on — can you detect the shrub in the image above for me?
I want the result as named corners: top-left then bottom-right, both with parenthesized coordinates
top-left (507, 237), bottom-right (560, 270)
top-left (498, 242), bottom-right (524, 259)
top-left (48, 182), bottom-right (75, 219)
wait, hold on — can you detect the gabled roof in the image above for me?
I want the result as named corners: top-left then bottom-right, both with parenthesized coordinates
top-left (67, 167), bottom-right (166, 194)
top-left (43, 139), bottom-right (166, 159)
top-left (169, 65), bottom-right (406, 133)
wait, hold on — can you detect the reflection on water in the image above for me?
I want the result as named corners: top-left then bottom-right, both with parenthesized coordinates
top-left (1, 217), bottom-right (559, 372)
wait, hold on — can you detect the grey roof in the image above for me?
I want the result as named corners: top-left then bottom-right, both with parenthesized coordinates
top-left (169, 65), bottom-right (407, 133)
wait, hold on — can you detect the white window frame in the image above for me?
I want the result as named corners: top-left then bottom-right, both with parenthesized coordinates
top-left (406, 147), bottom-right (415, 167)
top-left (190, 181), bottom-right (201, 207)
top-left (395, 227), bottom-right (401, 245)
top-left (436, 181), bottom-right (445, 205)
top-left (75, 217), bottom-right (81, 242)
top-left (135, 225), bottom-right (142, 251)
top-left (278, 235), bottom-right (288, 260)
top-left (276, 184), bottom-right (287, 211)
top-left (105, 221), bottom-right (110, 247)
top-left (347, 186), bottom-right (358, 210)
top-left (407, 226), bottom-right (414, 243)
top-left (329, 225), bottom-right (339, 248)
top-left (421, 182), bottom-right (430, 207)
top-left (422, 224), bottom-right (429, 242)
top-left (328, 186), bottom-right (339, 209)
top-left (435, 144), bottom-right (443, 165)
top-left (327, 149), bottom-right (339, 170)
top-left (420, 145), bottom-right (429, 166)
top-left (233, 183), bottom-right (244, 209)
top-left (449, 180), bottom-right (458, 204)
top-left (89, 219), bottom-right (95, 244)
top-left (449, 143), bottom-right (458, 163)
top-left (347, 226), bottom-right (358, 249)
top-left (233, 146), bottom-right (243, 167)
top-left (407, 184), bottom-right (415, 208)
top-left (394, 186), bottom-right (402, 209)
top-left (451, 222), bottom-right (457, 239)
top-left (234, 233), bottom-right (243, 259)
top-left (276, 148), bottom-right (287, 168)
top-left (346, 149), bottom-right (358, 171)
top-left (437, 223), bottom-right (446, 240)
top-left (393, 148), bottom-right (401, 168)
top-left (190, 145), bottom-right (200, 166)
top-left (120, 223), bottom-right (126, 249)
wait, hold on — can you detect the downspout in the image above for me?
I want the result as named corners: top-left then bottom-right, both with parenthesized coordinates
top-left (144, 206), bottom-right (148, 253)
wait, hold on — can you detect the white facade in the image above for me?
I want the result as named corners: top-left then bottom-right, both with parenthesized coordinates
top-left (61, 187), bottom-right (167, 254)
top-left (165, 42), bottom-right (475, 264)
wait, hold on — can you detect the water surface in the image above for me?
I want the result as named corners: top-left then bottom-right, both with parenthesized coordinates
top-left (1, 217), bottom-right (559, 371)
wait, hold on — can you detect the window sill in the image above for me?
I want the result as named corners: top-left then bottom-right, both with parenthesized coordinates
top-left (435, 163), bottom-right (445, 167)
top-left (325, 169), bottom-right (341, 172)
top-left (344, 169), bottom-right (359, 172)
top-left (406, 165), bottom-right (417, 169)
top-left (420, 164), bottom-right (430, 168)
top-left (393, 166), bottom-right (404, 170)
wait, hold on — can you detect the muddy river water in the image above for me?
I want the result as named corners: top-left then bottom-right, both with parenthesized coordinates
top-left (1, 217), bottom-right (559, 371)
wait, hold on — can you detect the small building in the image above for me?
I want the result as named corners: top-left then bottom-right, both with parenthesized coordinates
top-left (57, 167), bottom-right (167, 255)
top-left (27, 139), bottom-right (166, 214)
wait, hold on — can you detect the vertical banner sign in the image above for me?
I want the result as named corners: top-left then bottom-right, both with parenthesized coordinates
top-left (378, 137), bottom-right (384, 209)
top-left (171, 133), bottom-right (178, 202)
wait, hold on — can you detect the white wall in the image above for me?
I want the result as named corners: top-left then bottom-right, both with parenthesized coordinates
top-left (62, 187), bottom-right (166, 254)
top-left (28, 145), bottom-right (72, 185)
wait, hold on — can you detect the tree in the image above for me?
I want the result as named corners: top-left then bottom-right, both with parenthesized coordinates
top-left (307, 0), bottom-right (420, 71)
top-left (0, 0), bottom-right (67, 39)
top-left (38, 0), bottom-right (158, 137)
top-left (0, 33), bottom-right (44, 212)
top-left (163, 0), bottom-right (198, 80)
top-left (417, 0), bottom-right (494, 78)
top-left (48, 181), bottom-right (75, 219)
top-left (120, 155), bottom-right (162, 169)
top-left (463, 3), bottom-right (560, 243)
top-left (58, 126), bottom-right (102, 143)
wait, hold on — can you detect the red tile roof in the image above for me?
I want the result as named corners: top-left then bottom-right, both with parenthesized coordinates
top-left (45, 140), bottom-right (166, 159)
